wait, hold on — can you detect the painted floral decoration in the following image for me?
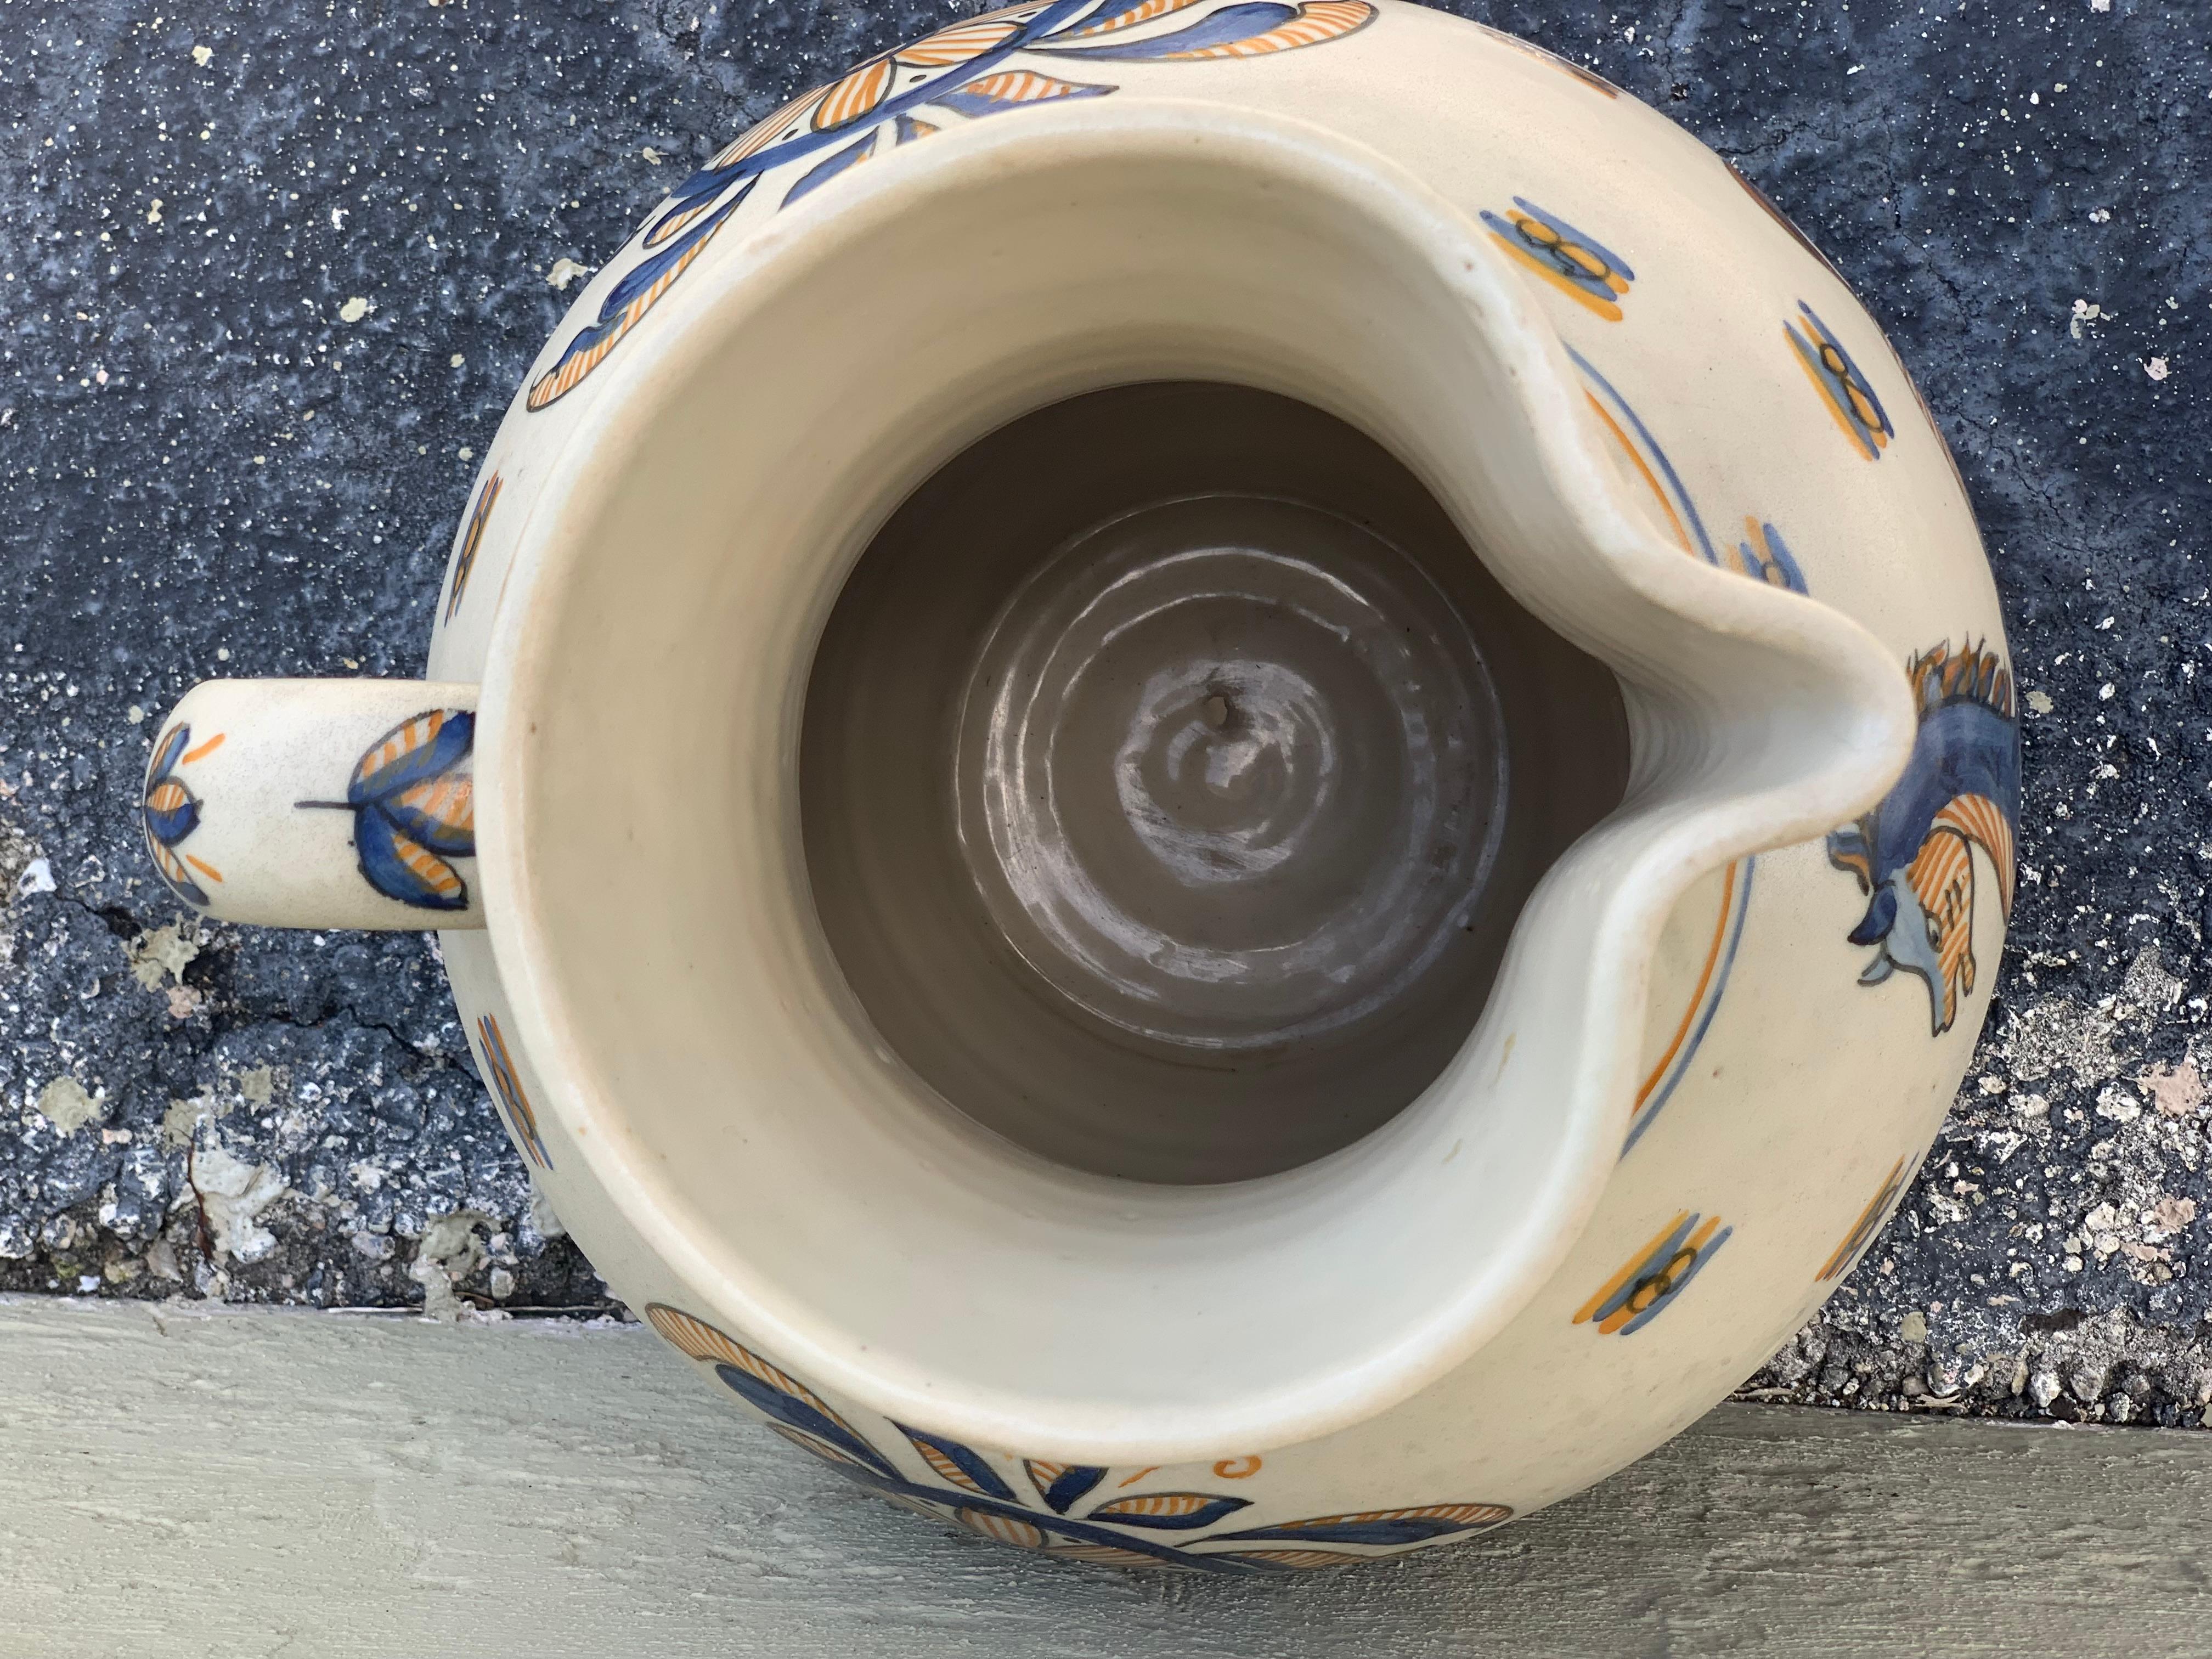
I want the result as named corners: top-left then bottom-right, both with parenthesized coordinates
top-left (1828, 641), bottom-right (2020, 1035)
top-left (1575, 1211), bottom-right (1731, 1336)
top-left (1818, 1156), bottom-right (1909, 1283)
top-left (1787, 300), bottom-right (1894, 461)
top-left (475, 1013), bottom-right (551, 1170)
top-left (299, 710), bottom-right (478, 911)
top-left (644, 1303), bottom-right (1511, 1570)
top-left (144, 723), bottom-right (224, 907)
top-left (527, 0), bottom-right (1379, 410)
top-left (444, 472), bottom-right (502, 624)
top-left (1571, 346), bottom-right (1810, 596)
top-left (1481, 197), bottom-right (1636, 321)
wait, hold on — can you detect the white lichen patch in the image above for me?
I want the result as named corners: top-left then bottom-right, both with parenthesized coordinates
top-left (410, 1210), bottom-right (492, 1321)
top-left (189, 1145), bottom-right (287, 1264)
top-left (35, 1075), bottom-right (104, 1137)
top-left (160, 1089), bottom-right (223, 1147)
top-left (127, 922), bottom-right (201, 990)
top-left (525, 1182), bottom-right (566, 1243)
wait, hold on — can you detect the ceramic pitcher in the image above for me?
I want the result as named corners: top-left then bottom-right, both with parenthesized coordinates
top-left (146, 2), bottom-right (2016, 1570)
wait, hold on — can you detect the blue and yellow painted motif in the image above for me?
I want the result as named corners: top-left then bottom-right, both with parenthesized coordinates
top-left (1828, 641), bottom-right (2020, 1036)
top-left (1817, 1155), bottom-right (1909, 1283)
top-left (476, 1013), bottom-right (552, 1170)
top-left (443, 472), bottom-right (502, 624)
top-left (1481, 198), bottom-right (1634, 321)
top-left (143, 723), bottom-right (225, 907)
top-left (298, 710), bottom-right (477, 911)
top-left (1571, 347), bottom-right (1809, 594)
top-left (1786, 301), bottom-right (1894, 461)
top-left (527, 1), bottom-right (1379, 410)
top-left (644, 1302), bottom-right (1510, 1569)
top-left (1624, 858), bottom-right (1753, 1154)
top-left (1731, 517), bottom-right (1806, 591)
top-left (1569, 349), bottom-right (1809, 1151)
top-left (1575, 1211), bottom-right (1731, 1336)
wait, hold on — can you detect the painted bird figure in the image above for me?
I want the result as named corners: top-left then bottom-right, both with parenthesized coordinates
top-left (1827, 640), bottom-right (2022, 1035)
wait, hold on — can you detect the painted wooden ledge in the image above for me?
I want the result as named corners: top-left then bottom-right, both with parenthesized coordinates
top-left (3, 1296), bottom-right (2206, 1658)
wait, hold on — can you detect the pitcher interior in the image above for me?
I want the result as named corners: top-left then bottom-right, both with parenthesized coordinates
top-left (496, 109), bottom-right (1669, 1455)
top-left (804, 381), bottom-right (1626, 1183)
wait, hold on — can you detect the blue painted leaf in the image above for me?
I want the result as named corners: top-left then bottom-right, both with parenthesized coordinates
top-left (713, 1363), bottom-right (901, 1480)
top-left (1036, 1), bottom-right (1294, 58)
top-left (379, 774), bottom-right (475, 857)
top-left (1209, 1503), bottom-right (1512, 1547)
top-left (897, 1424), bottom-right (1019, 1502)
top-left (348, 710), bottom-right (475, 806)
top-left (1087, 1491), bottom-right (1251, 1531)
top-left (642, 183), bottom-right (732, 251)
top-left (1616, 1226), bottom-right (1729, 1335)
top-left (354, 804), bottom-right (470, 911)
top-left (1025, 1461), bottom-right (1108, 1514)
top-left (782, 131), bottom-right (879, 208)
top-left (893, 114), bottom-right (940, 145)
top-left (605, 181), bottom-right (752, 315)
top-left (143, 778), bottom-right (201, 845)
top-left (531, 182), bottom-right (756, 410)
top-left (765, 1421), bottom-right (901, 1482)
top-left (1047, 0), bottom-right (1209, 38)
top-left (928, 70), bottom-right (1114, 119)
top-left (149, 723), bottom-right (191, 781)
top-left (1736, 521), bottom-right (1805, 592)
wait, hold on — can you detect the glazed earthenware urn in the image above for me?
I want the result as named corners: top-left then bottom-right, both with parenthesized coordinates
top-left (148, 2), bottom-right (2018, 1571)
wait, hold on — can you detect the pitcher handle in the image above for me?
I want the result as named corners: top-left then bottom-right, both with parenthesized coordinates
top-left (142, 679), bottom-right (486, 930)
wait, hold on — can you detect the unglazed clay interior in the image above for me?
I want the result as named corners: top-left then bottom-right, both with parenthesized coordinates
top-left (803, 383), bottom-right (1628, 1183)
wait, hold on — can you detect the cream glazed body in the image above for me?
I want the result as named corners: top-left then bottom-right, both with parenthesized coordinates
top-left (146, 1), bottom-right (2016, 1571)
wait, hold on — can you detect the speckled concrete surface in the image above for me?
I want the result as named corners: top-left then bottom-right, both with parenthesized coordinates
top-left (3, 2), bottom-right (2208, 1421)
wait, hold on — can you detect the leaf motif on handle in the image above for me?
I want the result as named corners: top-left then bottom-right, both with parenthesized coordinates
top-left (143, 722), bottom-right (218, 907)
top-left (321, 709), bottom-right (477, 911)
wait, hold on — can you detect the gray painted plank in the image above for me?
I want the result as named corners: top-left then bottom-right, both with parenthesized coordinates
top-left (2, 1297), bottom-right (2205, 1658)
